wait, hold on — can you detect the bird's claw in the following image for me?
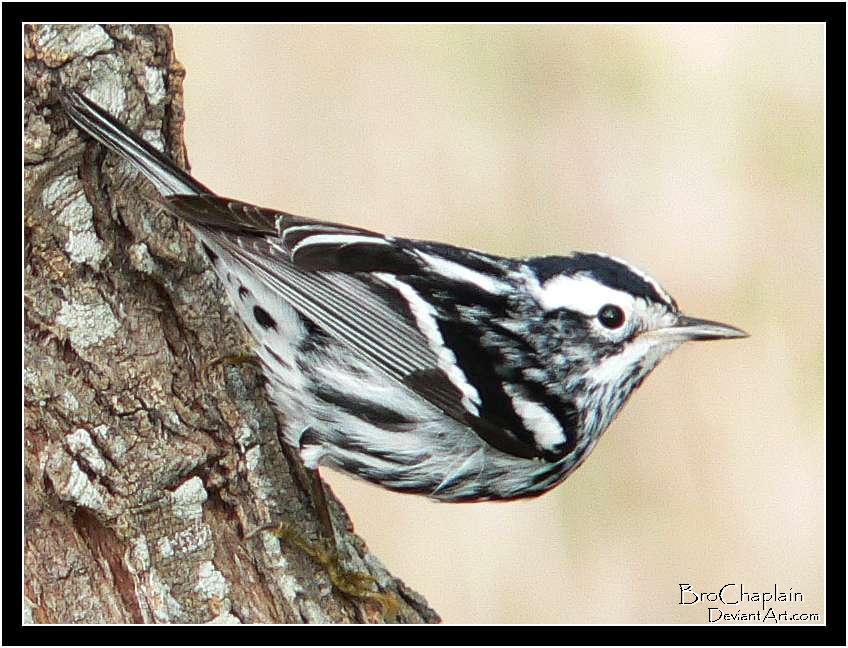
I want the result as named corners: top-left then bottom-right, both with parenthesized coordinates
top-left (271, 522), bottom-right (399, 621)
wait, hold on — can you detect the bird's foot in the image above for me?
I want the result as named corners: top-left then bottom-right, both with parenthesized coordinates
top-left (271, 522), bottom-right (399, 622)
top-left (201, 353), bottom-right (260, 380)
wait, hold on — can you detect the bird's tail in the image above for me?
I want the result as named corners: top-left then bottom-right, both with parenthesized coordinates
top-left (59, 88), bottom-right (210, 198)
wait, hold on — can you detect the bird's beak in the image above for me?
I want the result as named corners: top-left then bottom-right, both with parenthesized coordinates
top-left (654, 315), bottom-right (749, 342)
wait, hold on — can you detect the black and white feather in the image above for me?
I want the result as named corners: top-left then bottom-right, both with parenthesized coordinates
top-left (60, 89), bottom-right (747, 502)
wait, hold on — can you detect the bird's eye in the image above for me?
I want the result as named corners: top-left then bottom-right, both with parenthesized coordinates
top-left (597, 304), bottom-right (625, 329)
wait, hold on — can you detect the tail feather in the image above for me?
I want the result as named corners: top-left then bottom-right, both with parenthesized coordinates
top-left (59, 88), bottom-right (210, 197)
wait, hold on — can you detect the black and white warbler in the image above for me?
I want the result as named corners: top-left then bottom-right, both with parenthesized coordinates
top-left (60, 89), bottom-right (747, 506)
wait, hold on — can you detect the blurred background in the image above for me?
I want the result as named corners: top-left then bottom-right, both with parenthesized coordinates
top-left (170, 24), bottom-right (824, 624)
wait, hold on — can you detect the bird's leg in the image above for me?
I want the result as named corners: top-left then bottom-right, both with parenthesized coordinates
top-left (305, 466), bottom-right (337, 548)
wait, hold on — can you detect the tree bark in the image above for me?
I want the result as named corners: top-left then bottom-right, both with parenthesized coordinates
top-left (23, 23), bottom-right (440, 625)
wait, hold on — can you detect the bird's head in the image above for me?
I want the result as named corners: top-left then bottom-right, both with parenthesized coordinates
top-left (524, 252), bottom-right (747, 437)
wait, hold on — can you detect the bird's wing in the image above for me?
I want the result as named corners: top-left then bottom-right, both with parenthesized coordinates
top-left (186, 204), bottom-right (555, 460)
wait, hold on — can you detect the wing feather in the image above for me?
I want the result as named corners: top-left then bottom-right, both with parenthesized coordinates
top-left (204, 230), bottom-right (440, 379)
top-left (171, 195), bottom-right (559, 461)
top-left (165, 195), bottom-right (282, 235)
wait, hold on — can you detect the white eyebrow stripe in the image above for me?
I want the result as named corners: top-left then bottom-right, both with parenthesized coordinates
top-left (530, 273), bottom-right (635, 315)
top-left (416, 251), bottom-right (509, 294)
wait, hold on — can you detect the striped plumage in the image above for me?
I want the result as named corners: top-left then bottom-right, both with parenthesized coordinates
top-left (60, 89), bottom-right (747, 502)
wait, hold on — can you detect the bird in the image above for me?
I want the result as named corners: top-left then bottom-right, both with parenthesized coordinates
top-left (59, 85), bottom-right (747, 549)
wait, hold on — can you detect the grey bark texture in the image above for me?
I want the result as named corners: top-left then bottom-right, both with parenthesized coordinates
top-left (23, 23), bottom-right (440, 625)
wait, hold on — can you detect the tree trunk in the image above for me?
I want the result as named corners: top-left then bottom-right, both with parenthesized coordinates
top-left (23, 23), bottom-right (440, 625)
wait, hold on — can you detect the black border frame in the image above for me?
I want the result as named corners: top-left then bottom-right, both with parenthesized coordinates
top-left (11, 3), bottom-right (843, 644)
